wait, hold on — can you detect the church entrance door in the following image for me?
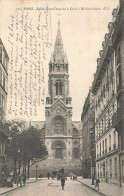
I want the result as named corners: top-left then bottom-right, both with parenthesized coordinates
top-left (56, 147), bottom-right (62, 158)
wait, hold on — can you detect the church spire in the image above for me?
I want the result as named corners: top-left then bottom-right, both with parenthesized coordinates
top-left (53, 21), bottom-right (64, 63)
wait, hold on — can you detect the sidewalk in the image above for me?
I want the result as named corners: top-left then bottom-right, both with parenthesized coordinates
top-left (0, 178), bottom-right (41, 195)
top-left (77, 177), bottom-right (124, 196)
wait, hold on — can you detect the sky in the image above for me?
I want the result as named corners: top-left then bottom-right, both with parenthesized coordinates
top-left (0, 0), bottom-right (119, 122)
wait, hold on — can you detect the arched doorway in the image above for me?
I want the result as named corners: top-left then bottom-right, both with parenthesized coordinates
top-left (56, 144), bottom-right (62, 158)
top-left (51, 141), bottom-right (66, 159)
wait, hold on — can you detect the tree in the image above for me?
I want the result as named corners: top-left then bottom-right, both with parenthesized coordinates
top-left (21, 126), bottom-right (46, 178)
top-left (5, 119), bottom-right (27, 175)
top-left (5, 120), bottom-right (46, 179)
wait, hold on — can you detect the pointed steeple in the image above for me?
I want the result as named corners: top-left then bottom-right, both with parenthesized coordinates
top-left (53, 21), bottom-right (64, 63)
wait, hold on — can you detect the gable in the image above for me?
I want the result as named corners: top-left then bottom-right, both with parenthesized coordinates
top-left (51, 99), bottom-right (67, 113)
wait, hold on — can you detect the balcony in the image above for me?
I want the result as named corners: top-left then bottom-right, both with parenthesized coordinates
top-left (112, 107), bottom-right (124, 130)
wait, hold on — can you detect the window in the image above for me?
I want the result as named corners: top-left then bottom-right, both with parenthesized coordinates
top-left (110, 160), bottom-right (112, 177)
top-left (3, 75), bottom-right (5, 90)
top-left (105, 138), bottom-right (107, 153)
top-left (97, 145), bottom-right (99, 157)
top-left (114, 158), bottom-right (117, 177)
top-left (100, 143), bottom-right (101, 156)
top-left (109, 135), bottom-right (111, 151)
top-left (113, 103), bottom-right (115, 113)
top-left (108, 109), bottom-right (110, 128)
top-left (73, 148), bottom-right (79, 158)
top-left (116, 44), bottom-right (121, 65)
top-left (103, 162), bottom-right (105, 177)
top-left (56, 80), bottom-right (62, 95)
top-left (102, 140), bottom-right (104, 154)
top-left (113, 131), bottom-right (116, 149)
top-left (57, 64), bottom-right (61, 72)
top-left (0, 45), bottom-right (2, 63)
top-left (98, 164), bottom-right (99, 178)
top-left (100, 163), bottom-right (102, 177)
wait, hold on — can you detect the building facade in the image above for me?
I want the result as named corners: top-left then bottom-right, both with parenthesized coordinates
top-left (31, 22), bottom-right (82, 163)
top-left (92, 1), bottom-right (124, 185)
top-left (112, 0), bottom-right (124, 186)
top-left (81, 89), bottom-right (95, 178)
top-left (0, 39), bottom-right (9, 173)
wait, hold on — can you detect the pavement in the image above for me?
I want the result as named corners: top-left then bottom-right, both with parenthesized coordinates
top-left (0, 178), bottom-right (41, 195)
top-left (0, 177), bottom-right (124, 196)
top-left (77, 177), bottom-right (124, 196)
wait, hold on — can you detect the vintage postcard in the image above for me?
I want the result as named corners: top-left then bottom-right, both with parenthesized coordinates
top-left (0, 0), bottom-right (123, 195)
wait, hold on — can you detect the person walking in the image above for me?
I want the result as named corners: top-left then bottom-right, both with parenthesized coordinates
top-left (22, 174), bottom-right (26, 185)
top-left (61, 176), bottom-right (65, 190)
top-left (47, 172), bottom-right (50, 180)
top-left (16, 174), bottom-right (22, 187)
top-left (94, 178), bottom-right (100, 190)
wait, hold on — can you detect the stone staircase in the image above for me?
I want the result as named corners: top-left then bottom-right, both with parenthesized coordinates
top-left (29, 158), bottom-right (82, 178)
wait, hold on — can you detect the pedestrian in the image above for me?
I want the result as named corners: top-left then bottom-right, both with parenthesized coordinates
top-left (94, 178), bottom-right (100, 190)
top-left (6, 175), bottom-right (13, 187)
top-left (47, 172), bottom-right (50, 180)
top-left (70, 172), bottom-right (72, 180)
top-left (16, 174), bottom-right (22, 187)
top-left (22, 174), bottom-right (26, 185)
top-left (61, 176), bottom-right (65, 190)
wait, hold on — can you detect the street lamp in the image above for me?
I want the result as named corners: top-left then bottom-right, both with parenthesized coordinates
top-left (90, 156), bottom-right (95, 185)
top-left (36, 165), bottom-right (38, 180)
top-left (18, 148), bottom-right (21, 174)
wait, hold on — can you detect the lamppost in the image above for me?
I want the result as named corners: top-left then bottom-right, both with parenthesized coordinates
top-left (90, 156), bottom-right (95, 185)
top-left (18, 148), bottom-right (21, 174)
top-left (36, 165), bottom-right (38, 180)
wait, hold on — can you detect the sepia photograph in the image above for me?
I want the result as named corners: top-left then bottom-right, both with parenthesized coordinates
top-left (0, 0), bottom-right (124, 195)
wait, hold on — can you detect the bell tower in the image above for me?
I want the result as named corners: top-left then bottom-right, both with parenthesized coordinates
top-left (46, 21), bottom-right (72, 105)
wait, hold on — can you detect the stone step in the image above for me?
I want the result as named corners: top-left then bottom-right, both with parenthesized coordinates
top-left (29, 158), bottom-right (82, 177)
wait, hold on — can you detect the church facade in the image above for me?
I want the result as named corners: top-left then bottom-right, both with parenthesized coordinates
top-left (31, 22), bottom-right (82, 161)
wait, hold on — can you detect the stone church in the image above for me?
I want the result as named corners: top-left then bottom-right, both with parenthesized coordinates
top-left (31, 22), bottom-right (82, 163)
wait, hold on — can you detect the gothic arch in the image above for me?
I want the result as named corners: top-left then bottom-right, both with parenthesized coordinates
top-left (51, 140), bottom-right (66, 149)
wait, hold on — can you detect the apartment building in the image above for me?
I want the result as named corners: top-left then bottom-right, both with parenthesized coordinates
top-left (92, 1), bottom-right (124, 185)
top-left (81, 89), bottom-right (95, 179)
top-left (0, 39), bottom-right (9, 173)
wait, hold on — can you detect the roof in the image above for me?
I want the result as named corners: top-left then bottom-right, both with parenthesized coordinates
top-left (31, 121), bottom-right (45, 129)
top-left (50, 21), bottom-right (68, 65)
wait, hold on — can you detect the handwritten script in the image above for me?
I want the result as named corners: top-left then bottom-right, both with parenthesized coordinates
top-left (8, 6), bottom-right (52, 119)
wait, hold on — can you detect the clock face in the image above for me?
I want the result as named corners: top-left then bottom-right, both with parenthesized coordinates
top-left (56, 109), bottom-right (61, 114)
